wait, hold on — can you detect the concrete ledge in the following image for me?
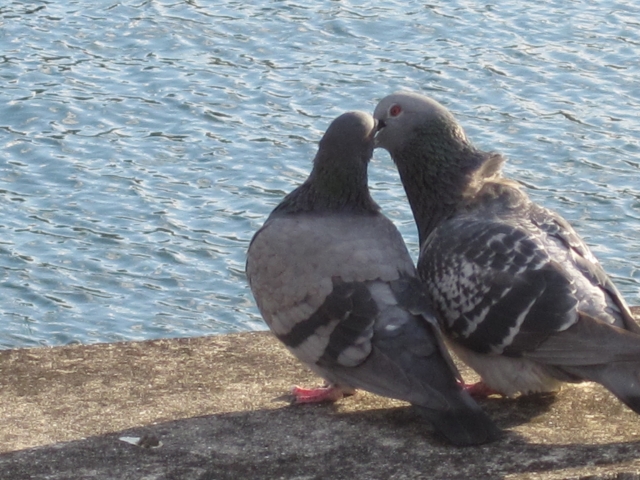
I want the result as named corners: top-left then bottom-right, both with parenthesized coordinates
top-left (1, 308), bottom-right (640, 479)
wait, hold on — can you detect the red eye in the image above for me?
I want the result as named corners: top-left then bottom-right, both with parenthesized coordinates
top-left (389, 104), bottom-right (402, 117)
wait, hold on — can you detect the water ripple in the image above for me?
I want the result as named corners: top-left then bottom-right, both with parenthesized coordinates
top-left (1, 0), bottom-right (639, 348)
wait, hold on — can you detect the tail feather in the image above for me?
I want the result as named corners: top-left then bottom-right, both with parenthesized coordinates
top-left (531, 314), bottom-right (640, 415)
top-left (324, 331), bottom-right (502, 446)
top-left (564, 362), bottom-right (640, 415)
top-left (414, 393), bottom-right (502, 446)
top-left (316, 292), bottom-right (502, 446)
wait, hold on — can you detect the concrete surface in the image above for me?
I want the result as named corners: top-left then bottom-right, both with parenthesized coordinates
top-left (1, 307), bottom-right (640, 479)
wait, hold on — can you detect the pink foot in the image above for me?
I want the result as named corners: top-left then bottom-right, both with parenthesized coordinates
top-left (290, 385), bottom-right (349, 404)
top-left (459, 381), bottom-right (500, 398)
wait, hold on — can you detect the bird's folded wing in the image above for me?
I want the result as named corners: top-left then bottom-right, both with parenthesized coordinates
top-left (529, 203), bottom-right (640, 333)
top-left (522, 312), bottom-right (640, 366)
top-left (246, 213), bottom-right (415, 367)
top-left (281, 278), bottom-right (377, 368)
top-left (309, 276), bottom-right (458, 410)
top-left (419, 216), bottom-right (579, 356)
top-left (248, 215), bottom-right (466, 410)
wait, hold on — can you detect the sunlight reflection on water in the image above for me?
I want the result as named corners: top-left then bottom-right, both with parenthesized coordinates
top-left (1, 0), bottom-right (639, 348)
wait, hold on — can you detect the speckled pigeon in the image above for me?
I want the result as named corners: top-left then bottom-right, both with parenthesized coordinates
top-left (374, 91), bottom-right (640, 412)
top-left (246, 111), bottom-right (500, 446)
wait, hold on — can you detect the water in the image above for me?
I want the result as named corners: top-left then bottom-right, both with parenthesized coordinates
top-left (1, 0), bottom-right (639, 349)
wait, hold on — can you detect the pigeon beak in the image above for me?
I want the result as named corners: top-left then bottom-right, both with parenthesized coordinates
top-left (373, 119), bottom-right (385, 148)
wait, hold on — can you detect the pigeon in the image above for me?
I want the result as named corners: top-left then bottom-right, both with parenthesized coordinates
top-left (373, 91), bottom-right (640, 413)
top-left (246, 111), bottom-right (500, 446)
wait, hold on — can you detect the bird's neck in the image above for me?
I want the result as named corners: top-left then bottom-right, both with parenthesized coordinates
top-left (394, 146), bottom-right (492, 246)
top-left (273, 159), bottom-right (379, 216)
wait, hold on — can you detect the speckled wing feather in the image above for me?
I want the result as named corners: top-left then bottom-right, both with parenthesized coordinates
top-left (528, 202), bottom-right (640, 334)
top-left (420, 213), bottom-right (580, 357)
top-left (420, 192), bottom-right (640, 366)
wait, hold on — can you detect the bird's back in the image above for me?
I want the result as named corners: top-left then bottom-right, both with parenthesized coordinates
top-left (247, 211), bottom-right (416, 332)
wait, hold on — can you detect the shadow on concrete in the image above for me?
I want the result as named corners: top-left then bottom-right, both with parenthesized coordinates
top-left (2, 316), bottom-right (640, 479)
top-left (2, 398), bottom-right (640, 480)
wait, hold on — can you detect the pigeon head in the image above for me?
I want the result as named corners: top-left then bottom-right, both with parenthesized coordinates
top-left (313, 110), bottom-right (377, 176)
top-left (372, 92), bottom-right (501, 244)
top-left (272, 111), bottom-right (380, 215)
top-left (373, 91), bottom-right (468, 157)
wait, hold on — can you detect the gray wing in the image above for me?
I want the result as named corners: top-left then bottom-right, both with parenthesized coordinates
top-left (246, 213), bottom-right (458, 403)
top-left (420, 201), bottom-right (639, 360)
top-left (277, 277), bottom-right (379, 371)
top-left (311, 276), bottom-right (462, 401)
top-left (246, 213), bottom-right (417, 370)
top-left (419, 214), bottom-right (582, 357)
top-left (529, 203), bottom-right (640, 334)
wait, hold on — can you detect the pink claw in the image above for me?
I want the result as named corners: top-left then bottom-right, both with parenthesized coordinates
top-left (290, 385), bottom-right (347, 404)
top-left (459, 381), bottom-right (500, 398)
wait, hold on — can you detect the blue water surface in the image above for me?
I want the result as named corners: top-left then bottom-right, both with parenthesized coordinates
top-left (1, 0), bottom-right (639, 348)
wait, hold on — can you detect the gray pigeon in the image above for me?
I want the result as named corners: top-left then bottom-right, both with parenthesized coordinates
top-left (246, 111), bottom-right (500, 446)
top-left (374, 91), bottom-right (640, 412)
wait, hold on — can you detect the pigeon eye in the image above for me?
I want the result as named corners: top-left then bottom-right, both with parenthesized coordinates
top-left (389, 105), bottom-right (402, 117)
